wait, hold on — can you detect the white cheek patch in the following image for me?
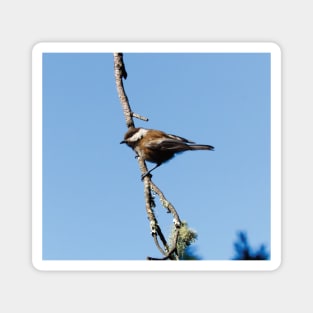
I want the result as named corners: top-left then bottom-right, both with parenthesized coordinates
top-left (129, 128), bottom-right (148, 142)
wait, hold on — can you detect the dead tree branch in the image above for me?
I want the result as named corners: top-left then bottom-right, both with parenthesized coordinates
top-left (113, 53), bottom-right (182, 260)
top-left (113, 53), bottom-right (134, 128)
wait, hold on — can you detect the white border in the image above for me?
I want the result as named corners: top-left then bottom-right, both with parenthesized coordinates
top-left (32, 42), bottom-right (281, 271)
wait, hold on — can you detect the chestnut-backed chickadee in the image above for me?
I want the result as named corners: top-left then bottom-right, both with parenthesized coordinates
top-left (120, 127), bottom-right (214, 179)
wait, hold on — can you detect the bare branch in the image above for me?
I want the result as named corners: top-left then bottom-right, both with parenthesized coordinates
top-left (131, 112), bottom-right (149, 122)
top-left (150, 181), bottom-right (182, 228)
top-left (113, 53), bottom-right (183, 261)
top-left (113, 53), bottom-right (134, 128)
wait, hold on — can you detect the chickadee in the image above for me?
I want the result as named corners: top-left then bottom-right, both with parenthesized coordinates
top-left (120, 127), bottom-right (214, 179)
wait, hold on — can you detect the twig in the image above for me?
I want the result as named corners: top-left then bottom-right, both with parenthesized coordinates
top-left (113, 53), bottom-right (134, 128)
top-left (150, 181), bottom-right (181, 228)
top-left (113, 52), bottom-right (182, 261)
top-left (131, 112), bottom-right (149, 122)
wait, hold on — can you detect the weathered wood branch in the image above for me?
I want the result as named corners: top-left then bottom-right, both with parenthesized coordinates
top-left (113, 52), bottom-right (181, 260)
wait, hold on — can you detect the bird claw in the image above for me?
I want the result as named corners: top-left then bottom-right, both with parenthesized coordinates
top-left (141, 172), bottom-right (152, 181)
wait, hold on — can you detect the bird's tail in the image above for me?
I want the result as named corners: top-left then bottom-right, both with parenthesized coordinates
top-left (189, 144), bottom-right (214, 151)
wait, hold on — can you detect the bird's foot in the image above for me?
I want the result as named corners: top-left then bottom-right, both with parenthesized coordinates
top-left (141, 172), bottom-right (152, 181)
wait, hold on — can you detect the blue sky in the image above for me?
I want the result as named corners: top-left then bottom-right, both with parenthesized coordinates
top-left (42, 52), bottom-right (271, 260)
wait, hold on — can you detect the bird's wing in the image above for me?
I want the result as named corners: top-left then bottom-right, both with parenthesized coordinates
top-left (146, 138), bottom-right (190, 151)
top-left (167, 134), bottom-right (195, 144)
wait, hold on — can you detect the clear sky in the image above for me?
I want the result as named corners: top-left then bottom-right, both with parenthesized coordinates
top-left (42, 51), bottom-right (271, 260)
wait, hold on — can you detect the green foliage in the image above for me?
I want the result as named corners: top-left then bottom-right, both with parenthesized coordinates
top-left (232, 231), bottom-right (269, 260)
top-left (169, 221), bottom-right (199, 260)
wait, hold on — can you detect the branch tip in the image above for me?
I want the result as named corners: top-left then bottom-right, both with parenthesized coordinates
top-left (131, 112), bottom-right (149, 122)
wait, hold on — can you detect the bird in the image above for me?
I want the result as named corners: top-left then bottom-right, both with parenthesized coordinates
top-left (120, 127), bottom-right (214, 179)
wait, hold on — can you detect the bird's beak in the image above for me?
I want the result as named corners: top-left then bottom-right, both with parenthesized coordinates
top-left (120, 140), bottom-right (126, 144)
